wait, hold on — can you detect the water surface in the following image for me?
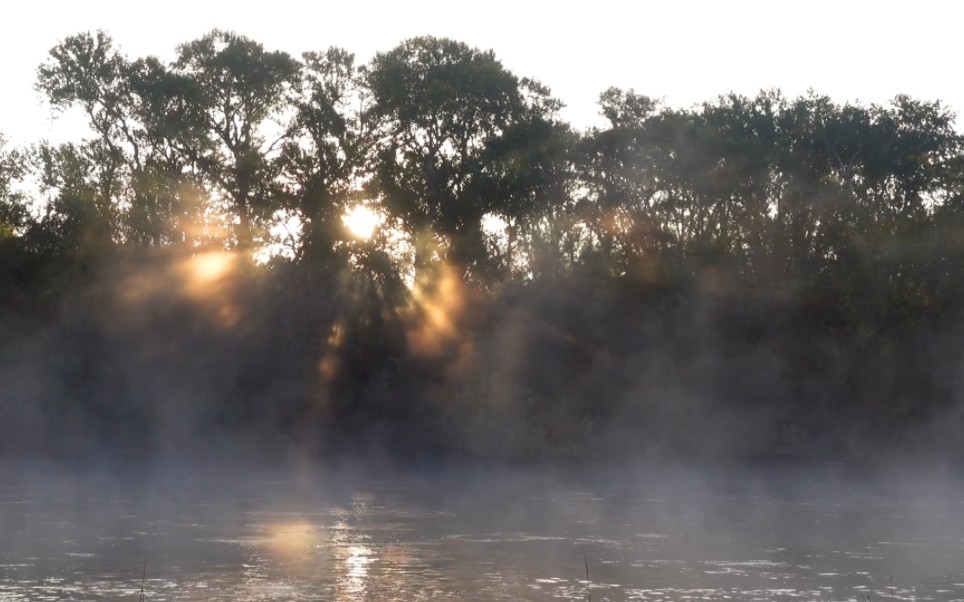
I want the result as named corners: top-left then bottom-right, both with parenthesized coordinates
top-left (2, 465), bottom-right (963, 600)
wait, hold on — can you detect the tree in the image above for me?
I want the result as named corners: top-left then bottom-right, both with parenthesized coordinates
top-left (37, 32), bottom-right (136, 246)
top-left (169, 30), bottom-right (301, 252)
top-left (480, 116), bottom-right (578, 280)
top-left (37, 31), bottom-right (210, 248)
top-left (0, 135), bottom-right (27, 240)
top-left (365, 36), bottom-right (559, 284)
top-left (31, 141), bottom-right (119, 256)
top-left (578, 89), bottom-right (710, 275)
top-left (277, 47), bottom-right (368, 264)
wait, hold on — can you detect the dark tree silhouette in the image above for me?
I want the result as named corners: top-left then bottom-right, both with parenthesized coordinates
top-left (365, 36), bottom-right (560, 285)
top-left (0, 31), bottom-right (961, 464)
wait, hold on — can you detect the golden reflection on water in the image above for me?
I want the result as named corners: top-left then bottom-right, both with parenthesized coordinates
top-left (262, 520), bottom-right (320, 564)
top-left (329, 513), bottom-right (376, 599)
top-left (253, 512), bottom-right (380, 598)
top-left (14, 482), bottom-right (957, 602)
top-left (339, 544), bottom-right (373, 597)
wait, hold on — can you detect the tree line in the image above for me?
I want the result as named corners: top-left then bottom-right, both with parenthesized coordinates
top-left (0, 31), bottom-right (962, 464)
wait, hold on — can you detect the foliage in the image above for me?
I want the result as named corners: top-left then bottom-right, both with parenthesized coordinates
top-left (0, 32), bottom-right (962, 464)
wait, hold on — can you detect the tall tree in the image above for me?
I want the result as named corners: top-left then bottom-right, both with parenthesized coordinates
top-left (37, 31), bottom-right (210, 248)
top-left (365, 36), bottom-right (559, 284)
top-left (170, 30), bottom-right (301, 252)
top-left (31, 141), bottom-right (120, 256)
top-left (277, 47), bottom-right (367, 263)
top-left (36, 32), bottom-right (135, 246)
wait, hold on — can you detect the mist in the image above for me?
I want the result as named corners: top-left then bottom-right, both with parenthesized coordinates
top-left (2, 245), bottom-right (961, 468)
top-left (1, 29), bottom-right (963, 600)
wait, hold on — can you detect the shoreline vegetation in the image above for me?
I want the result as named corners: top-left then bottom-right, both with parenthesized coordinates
top-left (0, 31), bottom-right (961, 467)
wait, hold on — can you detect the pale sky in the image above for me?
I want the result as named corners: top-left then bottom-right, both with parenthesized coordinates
top-left (3, 0), bottom-right (963, 146)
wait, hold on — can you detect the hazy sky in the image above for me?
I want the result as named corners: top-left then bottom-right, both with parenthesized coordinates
top-left (3, 0), bottom-right (962, 145)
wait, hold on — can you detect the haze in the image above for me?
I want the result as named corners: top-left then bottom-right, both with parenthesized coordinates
top-left (1, 2), bottom-right (964, 600)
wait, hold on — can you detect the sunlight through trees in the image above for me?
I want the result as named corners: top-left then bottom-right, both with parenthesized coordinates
top-left (0, 30), bottom-right (962, 463)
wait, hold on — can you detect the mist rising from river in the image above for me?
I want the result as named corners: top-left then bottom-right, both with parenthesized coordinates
top-left (3, 463), bottom-right (964, 600)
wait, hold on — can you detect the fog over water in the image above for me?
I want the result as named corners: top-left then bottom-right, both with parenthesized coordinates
top-left (2, 463), bottom-right (964, 601)
top-left (2, 22), bottom-right (963, 601)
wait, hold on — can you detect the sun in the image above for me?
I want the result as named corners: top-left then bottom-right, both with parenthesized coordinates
top-left (342, 205), bottom-right (381, 240)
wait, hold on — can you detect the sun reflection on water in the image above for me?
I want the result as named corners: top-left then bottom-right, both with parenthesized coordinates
top-left (262, 520), bottom-right (320, 564)
top-left (341, 544), bottom-right (373, 597)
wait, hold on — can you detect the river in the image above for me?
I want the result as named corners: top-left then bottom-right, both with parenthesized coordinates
top-left (1, 464), bottom-right (963, 600)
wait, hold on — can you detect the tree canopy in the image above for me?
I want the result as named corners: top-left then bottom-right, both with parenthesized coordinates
top-left (1, 31), bottom-right (962, 464)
